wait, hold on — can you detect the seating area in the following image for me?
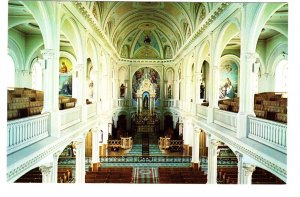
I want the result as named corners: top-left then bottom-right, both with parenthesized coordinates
top-left (59, 96), bottom-right (77, 110)
top-left (85, 167), bottom-right (133, 183)
top-left (218, 167), bottom-right (238, 184)
top-left (254, 92), bottom-right (287, 123)
top-left (15, 167), bottom-right (42, 183)
top-left (252, 167), bottom-right (285, 184)
top-left (14, 167), bottom-right (72, 183)
top-left (158, 167), bottom-right (207, 184)
top-left (218, 166), bottom-right (285, 184)
top-left (7, 88), bottom-right (44, 120)
top-left (217, 92), bottom-right (287, 123)
top-left (218, 97), bottom-right (240, 113)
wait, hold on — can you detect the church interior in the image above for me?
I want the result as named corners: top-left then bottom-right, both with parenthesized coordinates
top-left (5, 0), bottom-right (290, 187)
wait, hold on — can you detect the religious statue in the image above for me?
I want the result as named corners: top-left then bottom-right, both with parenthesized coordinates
top-left (168, 85), bottom-right (172, 98)
top-left (143, 94), bottom-right (149, 109)
top-left (200, 82), bottom-right (205, 99)
top-left (120, 83), bottom-right (125, 97)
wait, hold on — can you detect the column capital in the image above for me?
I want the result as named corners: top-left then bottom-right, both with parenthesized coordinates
top-left (234, 151), bottom-right (243, 161)
top-left (210, 139), bottom-right (222, 148)
top-left (194, 127), bottom-right (201, 134)
top-left (39, 165), bottom-right (53, 174)
top-left (92, 127), bottom-right (99, 133)
top-left (245, 52), bottom-right (258, 63)
top-left (212, 65), bottom-right (219, 71)
top-left (73, 139), bottom-right (84, 148)
top-left (41, 49), bottom-right (55, 60)
top-left (243, 163), bottom-right (256, 175)
top-left (75, 64), bottom-right (84, 71)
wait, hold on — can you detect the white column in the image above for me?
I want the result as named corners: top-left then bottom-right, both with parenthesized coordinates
top-left (41, 49), bottom-right (60, 137)
top-left (92, 128), bottom-right (100, 164)
top-left (74, 138), bottom-right (86, 183)
top-left (183, 117), bottom-right (193, 148)
top-left (242, 163), bottom-right (256, 184)
top-left (39, 165), bottom-right (53, 183)
top-left (207, 136), bottom-right (221, 184)
top-left (237, 4), bottom-right (258, 138)
top-left (235, 151), bottom-right (243, 184)
top-left (52, 151), bottom-right (61, 183)
top-left (192, 128), bottom-right (200, 166)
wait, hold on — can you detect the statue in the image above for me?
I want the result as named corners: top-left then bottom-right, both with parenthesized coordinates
top-left (120, 83), bottom-right (125, 97)
top-left (143, 94), bottom-right (149, 109)
top-left (200, 82), bottom-right (205, 99)
top-left (168, 85), bottom-right (172, 98)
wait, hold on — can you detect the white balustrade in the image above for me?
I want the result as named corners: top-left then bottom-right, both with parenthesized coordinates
top-left (163, 99), bottom-right (174, 107)
top-left (213, 108), bottom-right (237, 132)
top-left (87, 103), bottom-right (97, 118)
top-left (60, 106), bottom-right (81, 130)
top-left (7, 113), bottom-right (50, 154)
top-left (196, 104), bottom-right (208, 119)
top-left (115, 99), bottom-right (132, 107)
top-left (248, 116), bottom-right (287, 153)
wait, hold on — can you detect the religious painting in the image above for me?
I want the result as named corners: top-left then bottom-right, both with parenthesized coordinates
top-left (59, 57), bottom-right (73, 97)
top-left (132, 67), bottom-right (160, 106)
top-left (219, 61), bottom-right (238, 99)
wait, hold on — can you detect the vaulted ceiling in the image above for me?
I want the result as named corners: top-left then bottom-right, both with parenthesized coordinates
top-left (90, 2), bottom-right (208, 59)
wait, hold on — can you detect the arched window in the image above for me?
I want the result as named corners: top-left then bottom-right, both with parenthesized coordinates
top-left (7, 55), bottom-right (15, 88)
top-left (32, 61), bottom-right (43, 91)
top-left (275, 59), bottom-right (288, 92)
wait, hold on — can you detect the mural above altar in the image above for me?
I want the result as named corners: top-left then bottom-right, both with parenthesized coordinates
top-left (132, 67), bottom-right (160, 107)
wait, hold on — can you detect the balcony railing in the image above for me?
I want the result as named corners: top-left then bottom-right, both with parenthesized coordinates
top-left (60, 106), bottom-right (81, 130)
top-left (196, 104), bottom-right (208, 119)
top-left (213, 108), bottom-right (237, 132)
top-left (163, 99), bottom-right (175, 107)
top-left (248, 116), bottom-right (287, 153)
top-left (7, 113), bottom-right (50, 154)
top-left (114, 99), bottom-right (132, 108)
top-left (87, 103), bottom-right (97, 118)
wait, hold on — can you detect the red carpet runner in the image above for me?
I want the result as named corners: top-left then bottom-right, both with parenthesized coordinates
top-left (133, 168), bottom-right (158, 183)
